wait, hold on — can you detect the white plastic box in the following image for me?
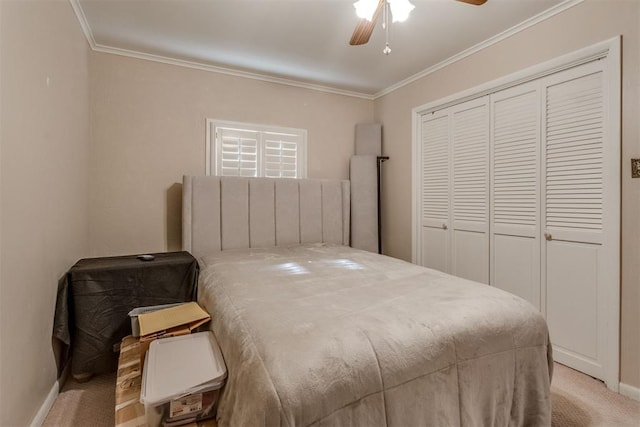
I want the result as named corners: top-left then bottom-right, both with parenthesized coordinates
top-left (128, 303), bottom-right (186, 337)
top-left (140, 331), bottom-right (227, 427)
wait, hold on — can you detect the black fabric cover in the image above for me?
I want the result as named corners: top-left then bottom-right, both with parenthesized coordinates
top-left (53, 251), bottom-right (198, 376)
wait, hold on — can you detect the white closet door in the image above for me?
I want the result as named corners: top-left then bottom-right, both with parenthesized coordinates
top-left (419, 98), bottom-right (490, 281)
top-left (490, 82), bottom-right (541, 308)
top-left (450, 97), bottom-right (490, 283)
top-left (541, 61), bottom-right (614, 382)
top-left (420, 110), bottom-right (451, 272)
top-left (451, 96), bottom-right (489, 284)
top-left (415, 40), bottom-right (619, 389)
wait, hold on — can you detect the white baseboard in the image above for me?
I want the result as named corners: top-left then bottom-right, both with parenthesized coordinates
top-left (619, 382), bottom-right (640, 401)
top-left (29, 381), bottom-right (59, 427)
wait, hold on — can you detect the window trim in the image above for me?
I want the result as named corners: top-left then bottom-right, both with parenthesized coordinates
top-left (206, 119), bottom-right (308, 178)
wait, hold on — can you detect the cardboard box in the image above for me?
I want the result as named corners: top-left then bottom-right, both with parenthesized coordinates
top-left (138, 302), bottom-right (210, 337)
top-left (129, 303), bottom-right (186, 337)
top-left (138, 302), bottom-right (211, 367)
top-left (115, 336), bottom-right (146, 427)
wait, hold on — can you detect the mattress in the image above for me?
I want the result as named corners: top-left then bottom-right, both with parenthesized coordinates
top-left (197, 244), bottom-right (552, 426)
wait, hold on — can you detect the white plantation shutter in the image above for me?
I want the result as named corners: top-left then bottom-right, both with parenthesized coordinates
top-left (421, 113), bottom-right (450, 226)
top-left (217, 128), bottom-right (259, 177)
top-left (544, 71), bottom-right (604, 237)
top-left (263, 133), bottom-right (299, 178)
top-left (208, 120), bottom-right (306, 178)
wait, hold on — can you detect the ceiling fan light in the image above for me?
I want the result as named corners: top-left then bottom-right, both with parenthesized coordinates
top-left (389, 0), bottom-right (415, 23)
top-left (353, 0), bottom-right (378, 21)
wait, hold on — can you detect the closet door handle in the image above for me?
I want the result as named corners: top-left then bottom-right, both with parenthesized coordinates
top-left (544, 232), bottom-right (552, 241)
top-left (442, 223), bottom-right (448, 230)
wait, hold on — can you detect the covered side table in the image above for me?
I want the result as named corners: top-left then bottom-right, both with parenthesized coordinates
top-left (53, 251), bottom-right (198, 380)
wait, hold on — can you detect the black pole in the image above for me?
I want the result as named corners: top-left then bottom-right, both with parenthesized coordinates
top-left (377, 156), bottom-right (389, 254)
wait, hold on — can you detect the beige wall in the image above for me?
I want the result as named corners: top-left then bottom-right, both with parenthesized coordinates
top-left (1, 3), bottom-right (637, 425)
top-left (0, 1), bottom-right (91, 425)
top-left (374, 0), bottom-right (640, 388)
top-left (89, 52), bottom-right (373, 256)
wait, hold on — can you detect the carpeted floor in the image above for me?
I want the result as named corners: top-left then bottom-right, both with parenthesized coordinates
top-left (550, 363), bottom-right (639, 426)
top-left (43, 362), bottom-right (639, 426)
top-left (42, 372), bottom-right (115, 427)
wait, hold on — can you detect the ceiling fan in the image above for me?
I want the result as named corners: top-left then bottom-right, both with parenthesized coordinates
top-left (350, 0), bottom-right (488, 51)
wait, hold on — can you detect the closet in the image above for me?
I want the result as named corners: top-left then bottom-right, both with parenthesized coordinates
top-left (414, 39), bottom-right (620, 390)
top-left (421, 97), bottom-right (490, 284)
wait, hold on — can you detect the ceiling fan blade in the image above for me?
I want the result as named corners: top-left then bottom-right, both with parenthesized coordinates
top-left (455, 0), bottom-right (488, 5)
top-left (349, 0), bottom-right (385, 46)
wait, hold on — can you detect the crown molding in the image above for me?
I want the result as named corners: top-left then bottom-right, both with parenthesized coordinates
top-left (91, 43), bottom-right (375, 100)
top-left (373, 0), bottom-right (585, 99)
top-left (69, 0), bottom-right (583, 102)
top-left (68, 0), bottom-right (373, 100)
top-left (69, 0), bottom-right (96, 49)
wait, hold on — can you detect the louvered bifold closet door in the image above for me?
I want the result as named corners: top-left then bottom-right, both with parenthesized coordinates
top-left (420, 110), bottom-right (451, 273)
top-left (216, 127), bottom-right (260, 177)
top-left (450, 97), bottom-right (490, 284)
top-left (490, 82), bottom-right (541, 308)
top-left (541, 61), bottom-right (609, 381)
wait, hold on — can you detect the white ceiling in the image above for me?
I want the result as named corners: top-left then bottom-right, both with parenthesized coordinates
top-left (76, 0), bottom-right (570, 97)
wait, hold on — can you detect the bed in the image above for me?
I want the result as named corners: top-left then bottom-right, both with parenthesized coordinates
top-left (183, 175), bottom-right (553, 426)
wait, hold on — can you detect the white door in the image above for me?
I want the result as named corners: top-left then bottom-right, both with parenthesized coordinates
top-left (450, 98), bottom-right (490, 284)
top-left (490, 82), bottom-right (541, 308)
top-left (414, 39), bottom-right (620, 390)
top-left (419, 97), bottom-right (489, 282)
top-left (540, 60), bottom-right (619, 386)
top-left (420, 110), bottom-right (451, 272)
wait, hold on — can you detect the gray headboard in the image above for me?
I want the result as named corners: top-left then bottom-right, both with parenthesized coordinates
top-left (182, 176), bottom-right (350, 258)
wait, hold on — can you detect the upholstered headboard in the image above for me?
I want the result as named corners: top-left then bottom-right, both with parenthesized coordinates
top-left (182, 176), bottom-right (351, 258)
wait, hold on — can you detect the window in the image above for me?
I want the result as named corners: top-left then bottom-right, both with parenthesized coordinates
top-left (206, 120), bottom-right (307, 178)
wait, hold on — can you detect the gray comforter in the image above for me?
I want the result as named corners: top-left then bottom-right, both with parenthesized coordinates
top-left (198, 244), bottom-right (552, 426)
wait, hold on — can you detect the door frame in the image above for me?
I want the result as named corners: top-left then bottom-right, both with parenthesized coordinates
top-left (411, 36), bottom-right (620, 390)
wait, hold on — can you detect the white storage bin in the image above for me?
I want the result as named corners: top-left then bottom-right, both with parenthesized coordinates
top-left (140, 331), bottom-right (227, 427)
top-left (128, 303), bottom-right (186, 337)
